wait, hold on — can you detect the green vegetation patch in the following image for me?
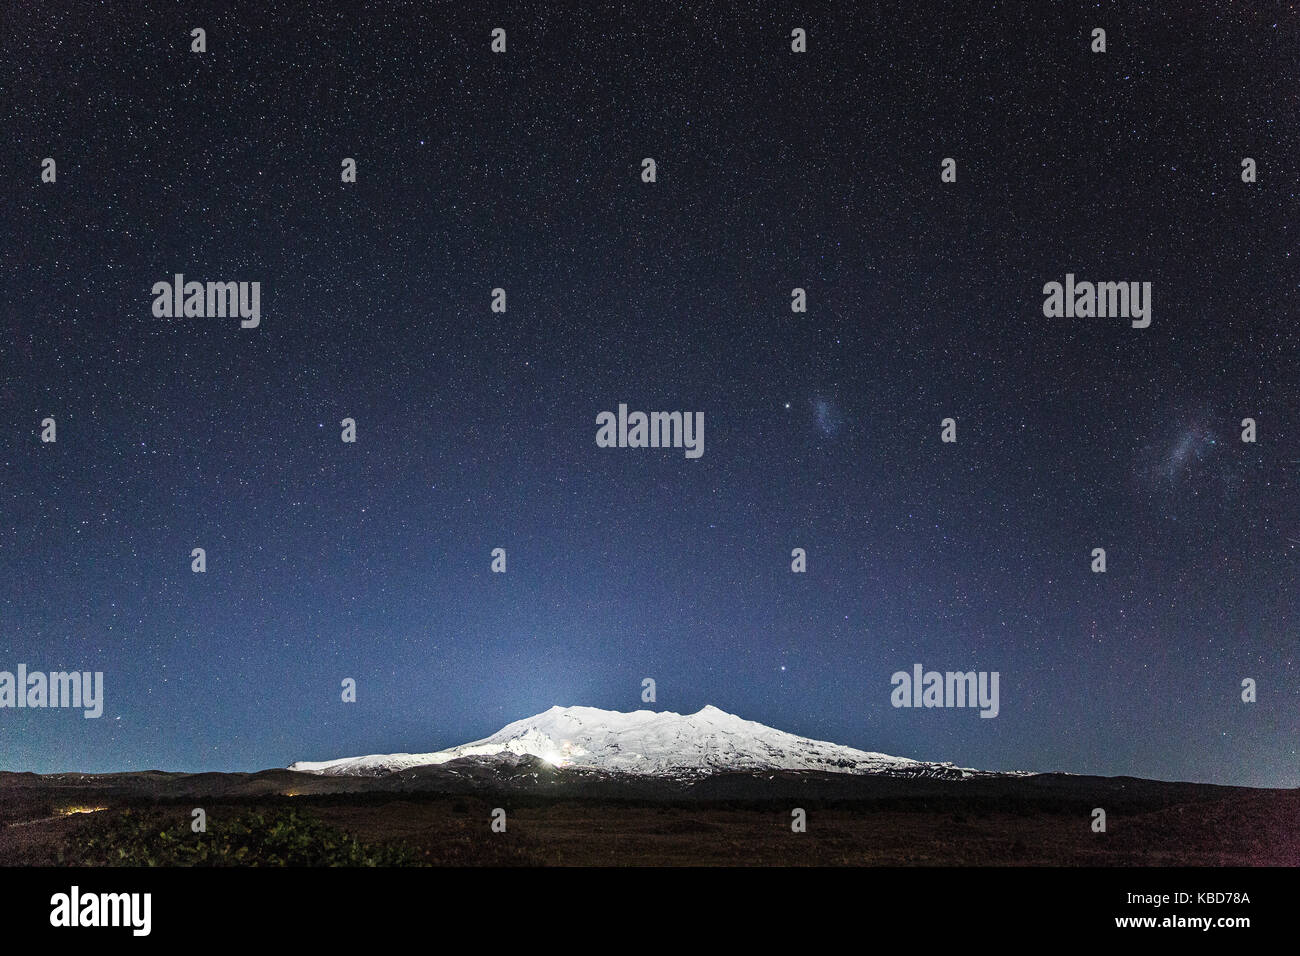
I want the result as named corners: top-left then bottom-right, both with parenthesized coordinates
top-left (64, 807), bottom-right (422, 866)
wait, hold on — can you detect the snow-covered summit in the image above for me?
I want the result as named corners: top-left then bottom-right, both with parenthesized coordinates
top-left (288, 704), bottom-right (997, 779)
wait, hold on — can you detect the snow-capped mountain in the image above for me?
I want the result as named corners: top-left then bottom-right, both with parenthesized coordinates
top-left (288, 705), bottom-right (1008, 779)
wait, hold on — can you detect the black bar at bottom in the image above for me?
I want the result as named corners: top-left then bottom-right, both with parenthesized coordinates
top-left (0, 865), bottom-right (1278, 942)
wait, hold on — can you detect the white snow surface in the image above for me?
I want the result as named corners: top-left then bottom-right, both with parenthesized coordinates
top-left (288, 704), bottom-right (985, 778)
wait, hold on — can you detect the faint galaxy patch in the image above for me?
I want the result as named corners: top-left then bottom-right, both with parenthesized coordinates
top-left (811, 395), bottom-right (844, 436)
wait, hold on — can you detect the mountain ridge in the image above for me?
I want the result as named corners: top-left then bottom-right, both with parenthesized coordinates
top-left (288, 704), bottom-right (1022, 780)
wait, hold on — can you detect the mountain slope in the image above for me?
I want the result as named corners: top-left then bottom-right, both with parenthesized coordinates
top-left (288, 705), bottom-right (1012, 779)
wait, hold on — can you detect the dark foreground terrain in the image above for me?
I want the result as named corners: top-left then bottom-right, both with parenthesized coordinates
top-left (1, 764), bottom-right (1296, 866)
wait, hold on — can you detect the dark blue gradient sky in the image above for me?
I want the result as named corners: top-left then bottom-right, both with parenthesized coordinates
top-left (3, 1), bottom-right (1298, 787)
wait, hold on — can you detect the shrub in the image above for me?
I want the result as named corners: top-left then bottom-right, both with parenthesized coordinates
top-left (64, 807), bottom-right (422, 866)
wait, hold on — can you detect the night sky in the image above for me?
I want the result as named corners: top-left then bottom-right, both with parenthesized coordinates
top-left (3, 1), bottom-right (1297, 788)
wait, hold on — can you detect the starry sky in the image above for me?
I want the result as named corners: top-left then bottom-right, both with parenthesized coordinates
top-left (3, 1), bottom-right (1298, 787)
